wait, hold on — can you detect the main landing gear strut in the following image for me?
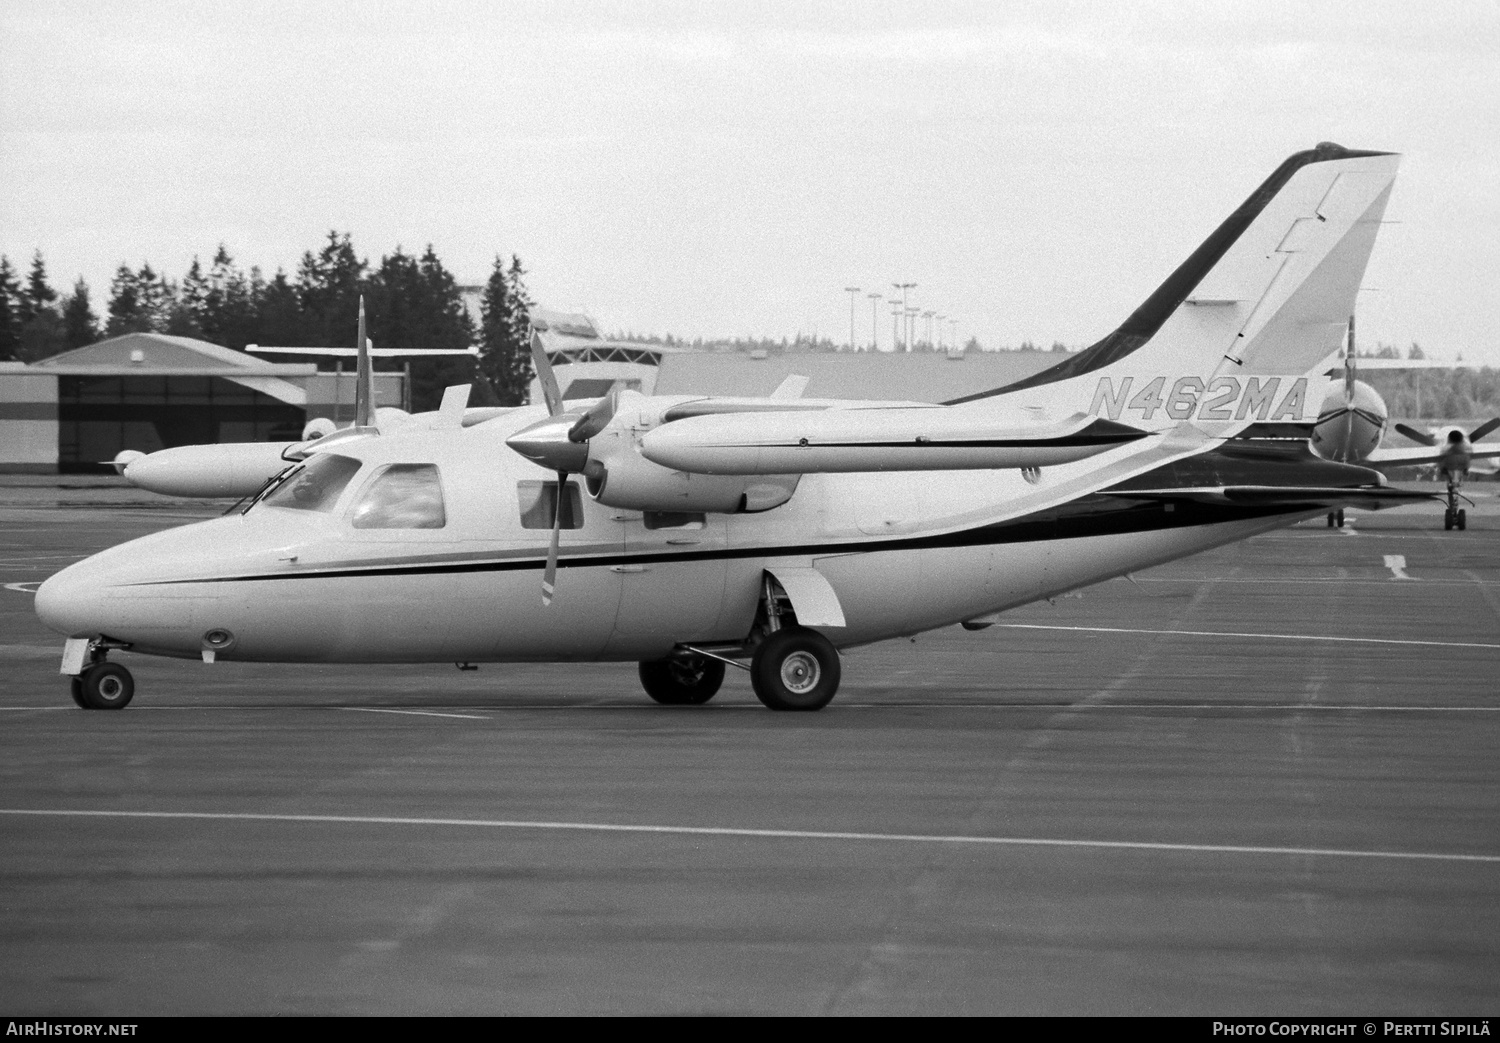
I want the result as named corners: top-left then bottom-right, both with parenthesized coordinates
top-left (66, 639), bottom-right (135, 710)
top-left (635, 574), bottom-right (843, 711)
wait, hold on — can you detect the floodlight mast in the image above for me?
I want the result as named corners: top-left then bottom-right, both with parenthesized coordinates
top-left (867, 292), bottom-right (883, 351)
top-left (844, 287), bottom-right (860, 352)
top-left (892, 282), bottom-right (915, 350)
top-left (888, 299), bottom-right (902, 352)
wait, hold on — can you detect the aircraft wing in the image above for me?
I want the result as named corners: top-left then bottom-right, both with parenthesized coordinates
top-left (1364, 444), bottom-right (1500, 470)
top-left (640, 408), bottom-right (1149, 474)
top-left (1105, 485), bottom-right (1435, 510)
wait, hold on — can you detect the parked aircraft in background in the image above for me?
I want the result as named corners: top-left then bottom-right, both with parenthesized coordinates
top-left (1303, 327), bottom-right (1500, 529)
top-left (39, 143), bottom-right (1429, 714)
top-left (109, 334), bottom-right (501, 497)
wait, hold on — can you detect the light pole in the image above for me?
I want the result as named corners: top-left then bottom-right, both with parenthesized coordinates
top-left (934, 314), bottom-right (945, 350)
top-left (867, 292), bottom-right (883, 351)
top-left (889, 300), bottom-right (902, 353)
top-left (906, 307), bottom-right (919, 353)
top-left (892, 282), bottom-right (915, 350)
top-left (922, 310), bottom-right (935, 350)
top-left (843, 287), bottom-right (860, 353)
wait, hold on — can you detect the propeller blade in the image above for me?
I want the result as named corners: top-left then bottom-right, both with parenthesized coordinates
top-left (542, 471), bottom-right (565, 605)
top-left (1395, 423), bottom-right (1439, 447)
top-left (567, 382), bottom-right (620, 442)
top-left (530, 328), bottom-right (564, 417)
top-left (1469, 418), bottom-right (1500, 443)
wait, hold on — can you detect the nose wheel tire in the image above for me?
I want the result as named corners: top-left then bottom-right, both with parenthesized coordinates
top-left (639, 655), bottom-right (725, 705)
top-left (76, 663), bottom-right (134, 710)
top-left (751, 627), bottom-right (841, 711)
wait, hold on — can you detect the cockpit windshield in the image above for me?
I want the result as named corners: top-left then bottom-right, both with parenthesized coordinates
top-left (259, 453), bottom-right (362, 513)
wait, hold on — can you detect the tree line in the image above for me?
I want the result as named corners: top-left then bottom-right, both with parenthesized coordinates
top-left (0, 235), bottom-right (536, 411)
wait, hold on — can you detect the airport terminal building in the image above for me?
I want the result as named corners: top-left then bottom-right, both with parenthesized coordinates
top-left (0, 333), bottom-right (404, 474)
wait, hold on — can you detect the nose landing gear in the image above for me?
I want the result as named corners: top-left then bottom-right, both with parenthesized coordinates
top-left (1326, 509), bottom-right (1346, 528)
top-left (1441, 471), bottom-right (1469, 532)
top-left (61, 638), bottom-right (135, 710)
top-left (74, 663), bottom-right (135, 710)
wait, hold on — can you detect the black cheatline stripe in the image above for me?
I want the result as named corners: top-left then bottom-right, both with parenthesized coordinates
top-left (715, 434), bottom-right (1144, 450)
top-left (149, 499), bottom-right (1307, 586)
top-left (943, 144), bottom-right (1393, 406)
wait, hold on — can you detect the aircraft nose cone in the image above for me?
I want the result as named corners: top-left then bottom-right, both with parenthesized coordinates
top-left (34, 562), bottom-right (106, 638)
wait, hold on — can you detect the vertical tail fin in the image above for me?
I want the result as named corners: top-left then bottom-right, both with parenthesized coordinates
top-left (354, 295), bottom-right (375, 429)
top-left (952, 144), bottom-right (1399, 431)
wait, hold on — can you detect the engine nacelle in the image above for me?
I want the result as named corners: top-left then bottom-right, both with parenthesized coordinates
top-left (122, 442), bottom-right (294, 498)
top-left (585, 429), bottom-right (798, 513)
top-left (301, 417), bottom-right (337, 441)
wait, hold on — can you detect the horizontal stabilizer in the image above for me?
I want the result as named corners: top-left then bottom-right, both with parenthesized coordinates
top-left (246, 345), bottom-right (479, 357)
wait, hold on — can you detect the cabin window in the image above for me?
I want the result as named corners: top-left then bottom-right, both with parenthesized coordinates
top-left (261, 453), bottom-right (362, 513)
top-left (643, 511), bottom-right (705, 530)
top-left (518, 480), bottom-right (583, 529)
top-left (349, 464), bottom-right (447, 529)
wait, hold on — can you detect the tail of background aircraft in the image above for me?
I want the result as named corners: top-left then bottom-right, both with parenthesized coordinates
top-left (951, 143), bottom-right (1400, 433)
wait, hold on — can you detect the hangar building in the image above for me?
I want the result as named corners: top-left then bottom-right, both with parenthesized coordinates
top-left (0, 333), bottom-right (404, 474)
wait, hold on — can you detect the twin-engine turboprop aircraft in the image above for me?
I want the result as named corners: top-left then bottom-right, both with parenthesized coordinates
top-left (38, 143), bottom-right (1430, 713)
top-left (1301, 332), bottom-right (1499, 529)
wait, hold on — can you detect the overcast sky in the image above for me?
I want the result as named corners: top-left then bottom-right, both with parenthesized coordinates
top-left (3, 1), bottom-right (1497, 363)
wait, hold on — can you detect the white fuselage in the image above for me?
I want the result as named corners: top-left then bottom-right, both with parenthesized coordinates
top-left (1310, 378), bottom-right (1388, 463)
top-left (35, 405), bottom-right (1312, 665)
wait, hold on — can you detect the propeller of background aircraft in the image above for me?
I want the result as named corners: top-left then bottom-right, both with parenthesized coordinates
top-left (1394, 418), bottom-right (1500, 449)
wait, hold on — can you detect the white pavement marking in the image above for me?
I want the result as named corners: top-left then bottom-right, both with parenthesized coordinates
top-left (1384, 555), bottom-right (1414, 580)
top-left (5, 702), bottom-right (1500, 713)
top-left (1, 808), bottom-right (1495, 865)
top-left (3, 582), bottom-right (41, 593)
top-left (992, 623), bottom-right (1500, 651)
top-left (342, 707), bottom-right (489, 721)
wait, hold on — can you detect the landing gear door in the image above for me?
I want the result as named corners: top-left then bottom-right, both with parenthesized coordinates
top-left (764, 562), bottom-right (846, 628)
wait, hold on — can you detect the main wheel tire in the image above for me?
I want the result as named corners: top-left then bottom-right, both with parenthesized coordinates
top-left (639, 655), bottom-right (725, 706)
top-left (1445, 509), bottom-right (1455, 531)
top-left (78, 662), bottom-right (134, 710)
top-left (1458, 508), bottom-right (1467, 531)
top-left (1336, 509), bottom-right (1345, 528)
top-left (69, 676), bottom-right (87, 709)
top-left (751, 627), bottom-right (841, 711)
top-left (1326, 513), bottom-right (1336, 528)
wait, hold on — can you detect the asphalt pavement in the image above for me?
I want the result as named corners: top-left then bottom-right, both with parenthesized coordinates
top-left (1, 485), bottom-right (1497, 1014)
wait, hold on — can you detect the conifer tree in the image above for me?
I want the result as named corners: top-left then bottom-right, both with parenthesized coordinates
top-left (61, 279), bottom-right (100, 349)
top-left (296, 232), bottom-right (366, 347)
top-left (0, 256), bottom-right (21, 361)
top-left (478, 254), bottom-right (532, 405)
